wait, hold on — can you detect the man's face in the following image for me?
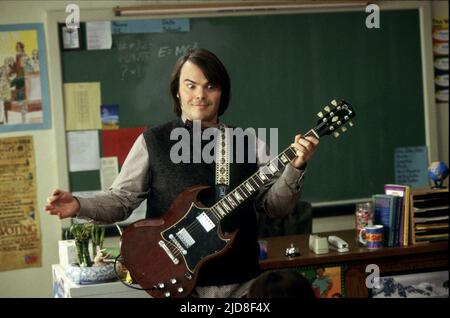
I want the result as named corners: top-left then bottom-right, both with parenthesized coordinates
top-left (178, 61), bottom-right (221, 125)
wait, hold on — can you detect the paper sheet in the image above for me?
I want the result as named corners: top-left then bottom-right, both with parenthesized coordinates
top-left (101, 104), bottom-right (119, 130)
top-left (64, 82), bottom-right (102, 130)
top-left (61, 26), bottom-right (80, 49)
top-left (100, 156), bottom-right (119, 191)
top-left (394, 146), bottom-right (429, 188)
top-left (67, 130), bottom-right (100, 172)
top-left (101, 127), bottom-right (146, 166)
top-left (86, 21), bottom-right (112, 50)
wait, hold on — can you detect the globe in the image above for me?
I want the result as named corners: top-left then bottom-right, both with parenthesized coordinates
top-left (427, 161), bottom-right (449, 188)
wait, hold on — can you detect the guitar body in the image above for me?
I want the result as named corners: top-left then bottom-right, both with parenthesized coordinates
top-left (121, 184), bottom-right (237, 298)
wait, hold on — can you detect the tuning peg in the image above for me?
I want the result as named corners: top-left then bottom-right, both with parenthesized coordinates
top-left (331, 100), bottom-right (338, 106)
top-left (341, 126), bottom-right (347, 133)
top-left (333, 132), bottom-right (340, 138)
top-left (324, 106), bottom-right (331, 112)
top-left (348, 121), bottom-right (354, 127)
top-left (317, 111), bottom-right (324, 118)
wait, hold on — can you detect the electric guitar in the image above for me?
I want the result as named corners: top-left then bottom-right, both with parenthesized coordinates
top-left (120, 99), bottom-right (355, 298)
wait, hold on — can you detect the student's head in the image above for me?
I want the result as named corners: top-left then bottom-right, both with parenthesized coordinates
top-left (169, 48), bottom-right (230, 124)
top-left (248, 270), bottom-right (316, 298)
top-left (16, 42), bottom-right (25, 53)
top-left (315, 266), bottom-right (326, 277)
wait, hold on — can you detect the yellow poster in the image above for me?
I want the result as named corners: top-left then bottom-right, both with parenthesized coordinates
top-left (0, 135), bottom-right (41, 271)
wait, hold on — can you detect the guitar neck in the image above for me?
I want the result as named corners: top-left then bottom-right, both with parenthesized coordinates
top-left (210, 128), bottom-right (319, 220)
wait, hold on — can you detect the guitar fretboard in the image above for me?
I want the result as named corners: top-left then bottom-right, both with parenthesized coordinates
top-left (210, 128), bottom-right (318, 220)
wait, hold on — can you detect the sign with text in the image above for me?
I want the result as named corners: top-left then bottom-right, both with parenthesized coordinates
top-left (394, 146), bottom-right (429, 188)
top-left (0, 136), bottom-right (41, 271)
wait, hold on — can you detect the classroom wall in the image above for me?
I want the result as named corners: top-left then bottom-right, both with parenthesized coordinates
top-left (431, 1), bottom-right (449, 168)
top-left (0, 0), bottom-right (149, 298)
top-left (0, 1), bottom-right (446, 297)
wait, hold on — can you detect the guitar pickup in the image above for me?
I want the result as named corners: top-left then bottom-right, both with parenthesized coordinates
top-left (196, 212), bottom-right (215, 232)
top-left (176, 228), bottom-right (196, 248)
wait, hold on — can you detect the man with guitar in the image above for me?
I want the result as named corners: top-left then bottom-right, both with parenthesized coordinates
top-left (45, 48), bottom-right (319, 298)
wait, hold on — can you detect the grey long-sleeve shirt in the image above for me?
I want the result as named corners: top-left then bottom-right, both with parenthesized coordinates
top-left (76, 128), bottom-right (306, 224)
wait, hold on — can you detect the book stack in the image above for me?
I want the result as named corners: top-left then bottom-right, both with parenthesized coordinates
top-left (410, 188), bottom-right (449, 244)
top-left (372, 184), bottom-right (411, 247)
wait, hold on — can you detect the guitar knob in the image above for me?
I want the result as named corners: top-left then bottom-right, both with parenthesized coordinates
top-left (170, 278), bottom-right (177, 284)
top-left (164, 291), bottom-right (171, 298)
top-left (177, 287), bottom-right (184, 293)
top-left (157, 283), bottom-right (165, 289)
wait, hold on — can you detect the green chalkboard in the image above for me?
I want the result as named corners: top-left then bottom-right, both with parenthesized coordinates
top-left (62, 9), bottom-right (425, 204)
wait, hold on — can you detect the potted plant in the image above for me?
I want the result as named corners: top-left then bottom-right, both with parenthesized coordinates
top-left (64, 223), bottom-right (116, 284)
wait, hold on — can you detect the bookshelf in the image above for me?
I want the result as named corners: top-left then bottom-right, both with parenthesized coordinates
top-left (410, 188), bottom-right (449, 244)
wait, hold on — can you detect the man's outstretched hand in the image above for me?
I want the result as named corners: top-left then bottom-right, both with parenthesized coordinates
top-left (45, 189), bottom-right (80, 219)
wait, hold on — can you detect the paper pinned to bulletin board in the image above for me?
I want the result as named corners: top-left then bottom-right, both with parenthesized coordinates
top-left (63, 82), bottom-right (102, 131)
top-left (0, 135), bottom-right (41, 271)
top-left (101, 127), bottom-right (146, 166)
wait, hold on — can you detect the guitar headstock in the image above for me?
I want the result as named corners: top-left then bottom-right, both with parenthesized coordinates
top-left (315, 99), bottom-right (355, 138)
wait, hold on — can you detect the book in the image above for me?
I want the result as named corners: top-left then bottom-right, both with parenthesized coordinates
top-left (384, 184), bottom-right (411, 246)
top-left (373, 194), bottom-right (397, 247)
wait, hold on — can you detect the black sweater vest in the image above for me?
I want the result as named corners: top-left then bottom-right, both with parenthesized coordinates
top-left (142, 119), bottom-right (261, 286)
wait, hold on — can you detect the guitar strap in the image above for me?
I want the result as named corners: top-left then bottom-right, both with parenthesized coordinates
top-left (215, 123), bottom-right (230, 199)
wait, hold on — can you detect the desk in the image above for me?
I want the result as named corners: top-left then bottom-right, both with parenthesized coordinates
top-left (52, 264), bottom-right (150, 298)
top-left (259, 230), bottom-right (448, 297)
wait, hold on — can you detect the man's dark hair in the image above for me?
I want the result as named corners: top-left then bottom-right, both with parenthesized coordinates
top-left (247, 270), bottom-right (316, 298)
top-left (169, 48), bottom-right (231, 117)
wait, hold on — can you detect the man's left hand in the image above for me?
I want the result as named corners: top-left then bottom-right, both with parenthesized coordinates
top-left (290, 134), bottom-right (319, 169)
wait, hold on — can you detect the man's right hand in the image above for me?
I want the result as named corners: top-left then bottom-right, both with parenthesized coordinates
top-left (45, 189), bottom-right (80, 219)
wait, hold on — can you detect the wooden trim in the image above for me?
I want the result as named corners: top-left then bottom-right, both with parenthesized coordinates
top-left (113, 1), bottom-right (368, 16)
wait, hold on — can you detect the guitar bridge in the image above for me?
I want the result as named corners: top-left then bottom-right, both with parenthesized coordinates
top-left (158, 240), bottom-right (179, 265)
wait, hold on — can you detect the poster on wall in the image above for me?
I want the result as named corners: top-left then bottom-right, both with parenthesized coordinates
top-left (0, 23), bottom-right (51, 132)
top-left (0, 136), bottom-right (41, 271)
top-left (298, 265), bottom-right (345, 298)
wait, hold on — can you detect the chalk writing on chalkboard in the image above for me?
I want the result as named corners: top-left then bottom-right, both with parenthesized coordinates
top-left (115, 38), bottom-right (198, 79)
top-left (157, 42), bottom-right (199, 58)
